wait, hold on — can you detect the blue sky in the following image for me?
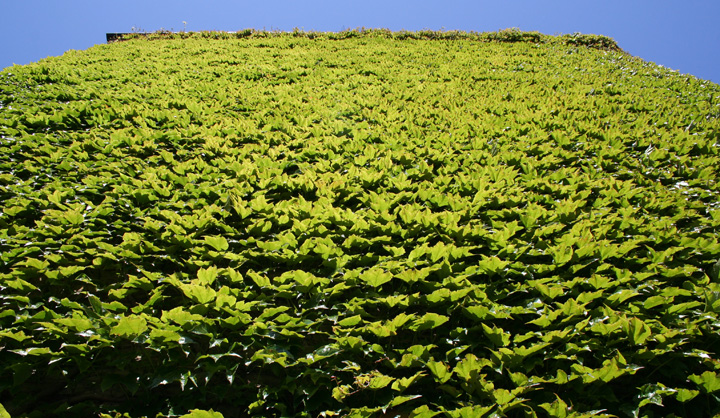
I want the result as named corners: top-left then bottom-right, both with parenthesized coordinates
top-left (1, 0), bottom-right (719, 84)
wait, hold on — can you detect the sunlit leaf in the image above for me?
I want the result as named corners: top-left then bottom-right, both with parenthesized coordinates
top-left (391, 371), bottom-right (425, 392)
top-left (204, 235), bottom-right (229, 251)
top-left (180, 283), bottom-right (217, 304)
top-left (539, 395), bottom-right (568, 418)
top-left (623, 317), bottom-right (652, 345)
top-left (359, 267), bottom-right (393, 288)
top-left (179, 410), bottom-right (225, 418)
top-left (409, 313), bottom-right (449, 331)
top-left (689, 371), bottom-right (720, 393)
top-left (482, 323), bottom-right (512, 347)
top-left (111, 315), bottom-right (148, 337)
top-left (426, 360), bottom-right (453, 383)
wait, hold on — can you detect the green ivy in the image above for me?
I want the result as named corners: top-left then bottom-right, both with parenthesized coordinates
top-left (0, 30), bottom-right (719, 418)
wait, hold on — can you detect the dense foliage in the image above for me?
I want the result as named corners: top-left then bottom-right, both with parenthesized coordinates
top-left (1, 30), bottom-right (719, 418)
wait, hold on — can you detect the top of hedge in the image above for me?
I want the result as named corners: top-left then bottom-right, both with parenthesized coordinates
top-left (108, 27), bottom-right (624, 52)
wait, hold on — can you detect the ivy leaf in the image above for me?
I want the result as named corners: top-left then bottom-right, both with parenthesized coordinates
top-left (111, 315), bottom-right (148, 337)
top-left (5, 278), bottom-right (37, 292)
top-left (365, 321), bottom-right (396, 338)
top-left (446, 405), bottom-right (495, 418)
top-left (180, 283), bottom-right (217, 304)
top-left (643, 295), bottom-right (666, 310)
top-left (337, 336), bottom-right (366, 351)
top-left (539, 395), bottom-right (568, 418)
top-left (0, 330), bottom-right (28, 342)
top-left (492, 388), bottom-right (516, 405)
top-left (409, 313), bottom-right (449, 331)
top-left (407, 405), bottom-right (441, 418)
top-left (149, 328), bottom-right (183, 344)
top-left (360, 267), bottom-right (393, 287)
top-left (59, 265), bottom-right (86, 278)
top-left (338, 315), bottom-right (364, 327)
top-left (197, 266), bottom-right (219, 285)
top-left (391, 371), bottom-right (425, 392)
top-left (711, 259), bottom-right (720, 281)
top-left (595, 360), bottom-right (623, 383)
top-left (179, 410), bottom-right (225, 418)
top-left (162, 307), bottom-right (203, 326)
top-left (477, 255), bottom-right (509, 275)
top-left (623, 317), bottom-right (652, 345)
top-left (689, 371), bottom-right (720, 393)
top-left (396, 268), bottom-right (429, 283)
top-left (88, 294), bottom-right (104, 314)
top-left (675, 388), bottom-right (699, 402)
top-left (3, 206), bottom-right (25, 217)
top-left (61, 209), bottom-right (84, 225)
top-left (391, 313), bottom-right (416, 328)
top-left (429, 242), bottom-right (449, 262)
top-left (368, 372), bottom-right (395, 389)
top-left (204, 235), bottom-right (229, 251)
top-left (548, 244), bottom-right (573, 266)
top-left (332, 385), bottom-right (354, 402)
top-left (290, 270), bottom-right (319, 287)
top-left (427, 288), bottom-right (451, 304)
top-left (11, 347), bottom-right (53, 357)
top-left (23, 258), bottom-right (49, 270)
top-left (482, 323), bottom-right (511, 347)
top-left (667, 301), bottom-right (702, 314)
top-left (385, 394), bottom-right (422, 410)
top-left (55, 315), bottom-right (94, 332)
top-left (426, 360), bottom-right (453, 383)
top-left (454, 354), bottom-right (489, 381)
top-left (534, 283), bottom-right (564, 300)
top-left (247, 271), bottom-right (271, 288)
top-left (635, 383), bottom-right (676, 411)
top-left (464, 305), bottom-right (489, 320)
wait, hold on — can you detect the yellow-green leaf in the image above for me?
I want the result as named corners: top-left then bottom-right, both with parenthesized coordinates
top-left (179, 410), bottom-right (224, 418)
top-left (689, 371), bottom-right (720, 393)
top-left (676, 388), bottom-right (699, 402)
top-left (492, 388), bottom-right (515, 405)
top-left (338, 315), bottom-right (363, 327)
top-left (409, 313), bottom-right (449, 331)
top-left (539, 395), bottom-right (568, 418)
top-left (391, 371), bottom-right (425, 392)
top-left (111, 315), bottom-right (148, 337)
top-left (482, 323), bottom-right (512, 347)
top-left (360, 267), bottom-right (393, 287)
top-left (426, 360), bottom-right (452, 383)
top-left (624, 317), bottom-right (652, 345)
top-left (180, 283), bottom-right (217, 304)
top-left (204, 235), bottom-right (229, 251)
top-left (0, 402), bottom-right (10, 418)
top-left (161, 307), bottom-right (203, 326)
top-left (368, 372), bottom-right (394, 389)
top-left (197, 266), bottom-right (219, 284)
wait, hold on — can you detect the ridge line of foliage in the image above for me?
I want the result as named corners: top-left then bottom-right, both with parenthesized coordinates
top-left (113, 27), bottom-right (623, 53)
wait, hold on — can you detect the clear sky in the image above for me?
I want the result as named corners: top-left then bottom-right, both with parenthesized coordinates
top-left (1, 0), bottom-right (719, 85)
